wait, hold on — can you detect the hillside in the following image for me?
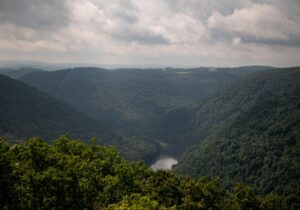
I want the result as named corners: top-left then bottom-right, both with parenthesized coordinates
top-left (18, 66), bottom-right (270, 154)
top-left (0, 74), bottom-right (159, 163)
top-left (0, 67), bottom-right (42, 78)
top-left (174, 67), bottom-right (300, 201)
top-left (0, 136), bottom-right (286, 209)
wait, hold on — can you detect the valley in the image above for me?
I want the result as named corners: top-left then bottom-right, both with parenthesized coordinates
top-left (0, 66), bottom-right (299, 208)
top-left (18, 66), bottom-right (269, 154)
top-left (1, 0), bottom-right (299, 208)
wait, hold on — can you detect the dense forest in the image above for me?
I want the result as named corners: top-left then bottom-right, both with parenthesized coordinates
top-left (174, 67), bottom-right (300, 205)
top-left (1, 0), bottom-right (299, 208)
top-left (1, 66), bottom-right (299, 209)
top-left (0, 136), bottom-right (287, 209)
top-left (0, 74), bottom-right (159, 163)
top-left (18, 66), bottom-right (270, 144)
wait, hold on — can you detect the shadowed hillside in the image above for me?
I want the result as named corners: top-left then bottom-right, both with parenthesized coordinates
top-left (19, 66), bottom-right (270, 154)
top-left (0, 74), bottom-right (159, 163)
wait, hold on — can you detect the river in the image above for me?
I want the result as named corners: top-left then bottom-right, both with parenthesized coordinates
top-left (150, 155), bottom-right (178, 170)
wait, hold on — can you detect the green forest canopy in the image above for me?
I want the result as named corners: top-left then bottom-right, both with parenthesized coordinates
top-left (174, 67), bottom-right (300, 205)
top-left (0, 73), bottom-right (160, 164)
top-left (0, 136), bottom-right (287, 210)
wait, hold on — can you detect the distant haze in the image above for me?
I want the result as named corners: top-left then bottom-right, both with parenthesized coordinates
top-left (0, 0), bottom-right (300, 67)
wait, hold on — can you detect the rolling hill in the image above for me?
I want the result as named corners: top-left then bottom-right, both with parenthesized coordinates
top-left (0, 67), bottom-right (42, 79)
top-left (0, 74), bottom-right (159, 163)
top-left (1, 65), bottom-right (299, 207)
top-left (173, 67), bottom-right (300, 201)
top-left (18, 66), bottom-right (271, 154)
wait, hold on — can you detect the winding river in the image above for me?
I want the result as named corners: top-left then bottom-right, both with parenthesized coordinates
top-left (150, 155), bottom-right (178, 170)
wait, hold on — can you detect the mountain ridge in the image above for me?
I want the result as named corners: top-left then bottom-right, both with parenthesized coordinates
top-left (18, 66), bottom-right (271, 151)
top-left (0, 74), bottom-right (160, 163)
top-left (173, 67), bottom-right (300, 201)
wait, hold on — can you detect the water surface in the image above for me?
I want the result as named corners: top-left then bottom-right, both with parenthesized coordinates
top-left (150, 155), bottom-right (178, 170)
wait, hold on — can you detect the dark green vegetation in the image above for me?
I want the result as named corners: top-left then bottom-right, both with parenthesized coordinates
top-left (174, 67), bottom-right (300, 205)
top-left (19, 66), bottom-right (270, 154)
top-left (0, 136), bottom-right (286, 210)
top-left (1, 65), bottom-right (299, 208)
top-left (0, 74), bottom-right (159, 163)
top-left (0, 67), bottom-right (42, 79)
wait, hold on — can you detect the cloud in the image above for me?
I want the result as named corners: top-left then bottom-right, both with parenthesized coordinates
top-left (207, 3), bottom-right (300, 46)
top-left (112, 28), bottom-right (170, 45)
top-left (0, 0), bottom-right (71, 30)
top-left (0, 0), bottom-right (299, 66)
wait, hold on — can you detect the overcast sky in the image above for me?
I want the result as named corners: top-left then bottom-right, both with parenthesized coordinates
top-left (0, 0), bottom-right (299, 67)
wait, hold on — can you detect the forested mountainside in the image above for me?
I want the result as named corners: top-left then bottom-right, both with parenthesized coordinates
top-left (18, 66), bottom-right (270, 151)
top-left (0, 136), bottom-right (286, 210)
top-left (0, 67), bottom-right (42, 79)
top-left (0, 74), bottom-right (159, 163)
top-left (174, 67), bottom-right (300, 203)
top-left (1, 66), bottom-right (299, 208)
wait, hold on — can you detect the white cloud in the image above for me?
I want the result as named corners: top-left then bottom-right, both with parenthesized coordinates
top-left (207, 3), bottom-right (300, 44)
top-left (0, 0), bottom-right (299, 66)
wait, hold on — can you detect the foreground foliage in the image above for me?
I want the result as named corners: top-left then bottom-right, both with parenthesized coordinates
top-left (0, 136), bottom-right (286, 210)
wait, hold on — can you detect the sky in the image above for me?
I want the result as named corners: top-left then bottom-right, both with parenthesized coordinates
top-left (0, 0), bottom-right (300, 67)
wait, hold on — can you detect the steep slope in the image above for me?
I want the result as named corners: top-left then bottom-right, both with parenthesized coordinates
top-left (18, 66), bottom-right (270, 152)
top-left (0, 74), bottom-right (159, 163)
top-left (19, 68), bottom-right (234, 123)
top-left (174, 67), bottom-right (300, 199)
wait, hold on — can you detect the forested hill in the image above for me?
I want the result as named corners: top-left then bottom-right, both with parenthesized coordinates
top-left (174, 67), bottom-right (300, 202)
top-left (1, 66), bottom-right (298, 208)
top-left (18, 67), bottom-right (238, 125)
top-left (0, 67), bottom-right (42, 79)
top-left (0, 74), bottom-right (159, 163)
top-left (0, 136), bottom-right (286, 209)
top-left (18, 66), bottom-right (271, 150)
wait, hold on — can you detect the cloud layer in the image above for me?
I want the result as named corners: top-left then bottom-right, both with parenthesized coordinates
top-left (0, 0), bottom-right (299, 66)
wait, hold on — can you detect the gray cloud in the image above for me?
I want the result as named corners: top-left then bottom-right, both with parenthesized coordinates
top-left (0, 0), bottom-right (70, 30)
top-left (114, 11), bottom-right (139, 23)
top-left (0, 0), bottom-right (299, 66)
top-left (163, 0), bottom-right (253, 18)
top-left (207, 3), bottom-right (300, 46)
top-left (113, 28), bottom-right (170, 45)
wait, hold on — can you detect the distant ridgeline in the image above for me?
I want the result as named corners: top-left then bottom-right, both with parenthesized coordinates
top-left (0, 67), bottom-right (42, 78)
top-left (0, 136), bottom-right (287, 209)
top-left (0, 74), bottom-right (159, 164)
top-left (173, 67), bottom-right (300, 204)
